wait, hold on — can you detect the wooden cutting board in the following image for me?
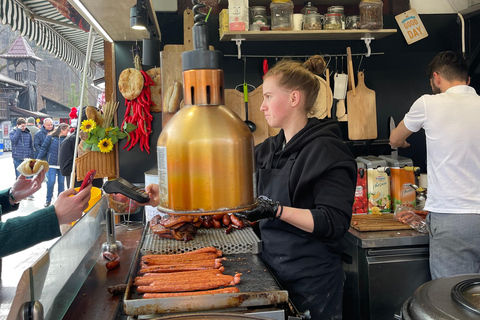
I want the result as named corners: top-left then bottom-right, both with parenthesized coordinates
top-left (351, 213), bottom-right (412, 231)
top-left (347, 71), bottom-right (377, 140)
top-left (225, 85), bottom-right (270, 145)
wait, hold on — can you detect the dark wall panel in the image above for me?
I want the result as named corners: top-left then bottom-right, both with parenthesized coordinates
top-left (116, 13), bottom-right (474, 182)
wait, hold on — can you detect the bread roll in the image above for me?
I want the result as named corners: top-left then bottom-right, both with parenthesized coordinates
top-left (119, 68), bottom-right (144, 100)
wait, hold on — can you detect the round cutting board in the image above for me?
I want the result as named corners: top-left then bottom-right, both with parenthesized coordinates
top-left (309, 75), bottom-right (333, 119)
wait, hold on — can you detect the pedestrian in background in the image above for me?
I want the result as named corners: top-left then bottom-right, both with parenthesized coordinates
top-left (34, 117), bottom-right (53, 159)
top-left (9, 118), bottom-right (34, 179)
top-left (37, 123), bottom-right (70, 207)
top-left (26, 117), bottom-right (39, 153)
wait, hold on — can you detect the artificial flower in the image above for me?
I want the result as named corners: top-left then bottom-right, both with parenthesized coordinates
top-left (98, 138), bottom-right (113, 153)
top-left (80, 119), bottom-right (96, 133)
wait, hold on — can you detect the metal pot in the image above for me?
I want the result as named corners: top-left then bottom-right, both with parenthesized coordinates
top-left (402, 273), bottom-right (480, 319)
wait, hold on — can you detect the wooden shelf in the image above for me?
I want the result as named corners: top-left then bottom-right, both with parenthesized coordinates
top-left (220, 29), bottom-right (397, 42)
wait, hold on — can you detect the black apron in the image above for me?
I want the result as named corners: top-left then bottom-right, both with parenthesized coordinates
top-left (258, 152), bottom-right (344, 320)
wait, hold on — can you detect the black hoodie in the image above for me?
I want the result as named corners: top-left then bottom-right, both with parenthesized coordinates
top-left (255, 117), bottom-right (357, 250)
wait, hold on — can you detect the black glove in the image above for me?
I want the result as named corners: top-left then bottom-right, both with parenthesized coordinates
top-left (236, 195), bottom-right (282, 222)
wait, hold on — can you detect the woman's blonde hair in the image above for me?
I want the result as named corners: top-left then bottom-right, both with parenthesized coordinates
top-left (264, 55), bottom-right (326, 114)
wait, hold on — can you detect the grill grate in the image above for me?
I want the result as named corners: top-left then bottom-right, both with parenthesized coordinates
top-left (141, 227), bottom-right (261, 255)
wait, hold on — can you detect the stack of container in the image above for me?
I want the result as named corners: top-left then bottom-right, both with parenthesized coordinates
top-left (356, 156), bottom-right (391, 214)
top-left (379, 155), bottom-right (420, 211)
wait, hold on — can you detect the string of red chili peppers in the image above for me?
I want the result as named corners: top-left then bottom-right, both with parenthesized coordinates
top-left (121, 70), bottom-right (154, 153)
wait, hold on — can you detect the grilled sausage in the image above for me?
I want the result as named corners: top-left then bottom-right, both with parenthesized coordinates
top-left (143, 287), bottom-right (240, 299)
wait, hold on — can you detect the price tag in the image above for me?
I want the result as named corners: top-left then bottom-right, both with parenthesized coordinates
top-left (395, 9), bottom-right (428, 45)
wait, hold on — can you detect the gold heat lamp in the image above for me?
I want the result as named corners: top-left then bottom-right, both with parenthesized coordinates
top-left (156, 18), bottom-right (256, 215)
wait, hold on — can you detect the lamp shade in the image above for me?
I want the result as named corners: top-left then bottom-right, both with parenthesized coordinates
top-left (142, 38), bottom-right (160, 66)
top-left (130, 0), bottom-right (147, 30)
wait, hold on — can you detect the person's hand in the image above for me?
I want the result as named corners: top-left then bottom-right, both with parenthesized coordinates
top-left (11, 170), bottom-right (46, 201)
top-left (136, 183), bottom-right (159, 207)
top-left (54, 185), bottom-right (92, 225)
top-left (235, 195), bottom-right (281, 222)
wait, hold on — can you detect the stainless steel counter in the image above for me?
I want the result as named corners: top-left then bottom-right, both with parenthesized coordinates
top-left (346, 227), bottom-right (429, 248)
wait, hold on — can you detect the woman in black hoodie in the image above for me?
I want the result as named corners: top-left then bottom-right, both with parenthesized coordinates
top-left (240, 56), bottom-right (357, 319)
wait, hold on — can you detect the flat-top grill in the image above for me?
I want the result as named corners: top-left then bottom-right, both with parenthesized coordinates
top-left (123, 225), bottom-right (289, 317)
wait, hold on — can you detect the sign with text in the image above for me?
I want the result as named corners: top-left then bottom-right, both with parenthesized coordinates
top-left (395, 9), bottom-right (428, 45)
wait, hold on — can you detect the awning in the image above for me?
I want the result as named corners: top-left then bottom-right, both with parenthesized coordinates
top-left (0, 0), bottom-right (103, 78)
top-left (10, 106), bottom-right (50, 118)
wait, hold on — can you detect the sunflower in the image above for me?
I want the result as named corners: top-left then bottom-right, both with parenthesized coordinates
top-left (80, 119), bottom-right (96, 133)
top-left (98, 138), bottom-right (113, 153)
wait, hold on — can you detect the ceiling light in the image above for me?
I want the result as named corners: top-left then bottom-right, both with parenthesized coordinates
top-left (130, 0), bottom-right (147, 30)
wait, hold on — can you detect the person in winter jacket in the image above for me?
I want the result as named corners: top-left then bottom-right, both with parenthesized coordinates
top-left (34, 117), bottom-right (54, 159)
top-left (9, 118), bottom-right (34, 178)
top-left (37, 123), bottom-right (70, 207)
top-left (237, 56), bottom-right (357, 319)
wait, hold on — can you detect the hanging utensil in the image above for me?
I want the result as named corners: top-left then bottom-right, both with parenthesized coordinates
top-left (389, 116), bottom-right (398, 158)
top-left (242, 58), bottom-right (256, 132)
top-left (333, 55), bottom-right (348, 121)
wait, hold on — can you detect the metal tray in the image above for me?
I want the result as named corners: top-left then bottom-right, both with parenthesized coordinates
top-left (123, 225), bottom-right (288, 316)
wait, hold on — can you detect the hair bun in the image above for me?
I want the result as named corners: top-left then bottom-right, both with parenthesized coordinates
top-left (304, 55), bottom-right (326, 75)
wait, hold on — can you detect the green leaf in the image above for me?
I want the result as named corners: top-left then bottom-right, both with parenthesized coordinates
top-left (82, 143), bottom-right (92, 151)
top-left (123, 122), bottom-right (137, 133)
top-left (96, 127), bottom-right (106, 139)
top-left (91, 144), bottom-right (101, 152)
top-left (110, 136), bottom-right (118, 145)
top-left (117, 131), bottom-right (127, 139)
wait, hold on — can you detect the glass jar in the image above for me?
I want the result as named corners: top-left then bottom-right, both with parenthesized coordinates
top-left (346, 15), bottom-right (360, 29)
top-left (303, 12), bottom-right (323, 30)
top-left (250, 6), bottom-right (267, 31)
top-left (323, 13), bottom-right (342, 30)
top-left (300, 1), bottom-right (318, 15)
top-left (270, 0), bottom-right (294, 30)
top-left (327, 6), bottom-right (345, 29)
top-left (359, 0), bottom-right (383, 29)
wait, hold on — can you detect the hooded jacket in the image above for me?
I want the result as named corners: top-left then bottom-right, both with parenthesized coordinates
top-left (37, 135), bottom-right (66, 167)
top-left (256, 117), bottom-right (357, 251)
top-left (9, 127), bottom-right (34, 160)
top-left (34, 126), bottom-right (52, 159)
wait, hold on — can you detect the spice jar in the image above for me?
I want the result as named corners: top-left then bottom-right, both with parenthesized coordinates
top-left (323, 13), bottom-right (342, 30)
top-left (250, 6), bottom-right (267, 31)
top-left (346, 15), bottom-right (360, 29)
top-left (303, 12), bottom-right (323, 30)
top-left (359, 0), bottom-right (383, 29)
top-left (270, 0), bottom-right (294, 30)
top-left (327, 6), bottom-right (346, 29)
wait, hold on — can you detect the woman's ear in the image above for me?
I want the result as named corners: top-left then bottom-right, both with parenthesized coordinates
top-left (290, 90), bottom-right (301, 107)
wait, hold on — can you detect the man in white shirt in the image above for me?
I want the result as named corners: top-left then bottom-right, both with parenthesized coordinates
top-left (390, 51), bottom-right (480, 279)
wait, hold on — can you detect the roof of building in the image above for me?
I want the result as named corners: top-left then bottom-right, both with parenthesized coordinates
top-left (0, 73), bottom-right (26, 88)
top-left (0, 37), bottom-right (42, 61)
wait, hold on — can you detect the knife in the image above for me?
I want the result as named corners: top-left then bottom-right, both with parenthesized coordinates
top-left (389, 116), bottom-right (398, 158)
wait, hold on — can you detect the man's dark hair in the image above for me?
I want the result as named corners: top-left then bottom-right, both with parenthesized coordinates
top-left (427, 51), bottom-right (469, 82)
top-left (16, 118), bottom-right (26, 126)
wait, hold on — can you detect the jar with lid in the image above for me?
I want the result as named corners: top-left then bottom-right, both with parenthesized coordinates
top-left (250, 6), bottom-right (267, 31)
top-left (303, 12), bottom-right (322, 30)
top-left (300, 1), bottom-right (318, 15)
top-left (323, 13), bottom-right (342, 30)
top-left (327, 6), bottom-right (345, 29)
top-left (359, 0), bottom-right (383, 29)
top-left (346, 15), bottom-right (360, 29)
top-left (270, 0), bottom-right (294, 30)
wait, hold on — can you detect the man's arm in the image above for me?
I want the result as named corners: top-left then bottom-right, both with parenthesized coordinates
top-left (390, 120), bottom-right (413, 148)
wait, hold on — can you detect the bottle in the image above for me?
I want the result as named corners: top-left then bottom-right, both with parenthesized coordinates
top-left (359, 0), bottom-right (383, 29)
top-left (270, 0), bottom-right (294, 30)
top-left (327, 6), bottom-right (346, 29)
top-left (300, 1), bottom-right (318, 15)
top-left (346, 15), bottom-right (360, 29)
